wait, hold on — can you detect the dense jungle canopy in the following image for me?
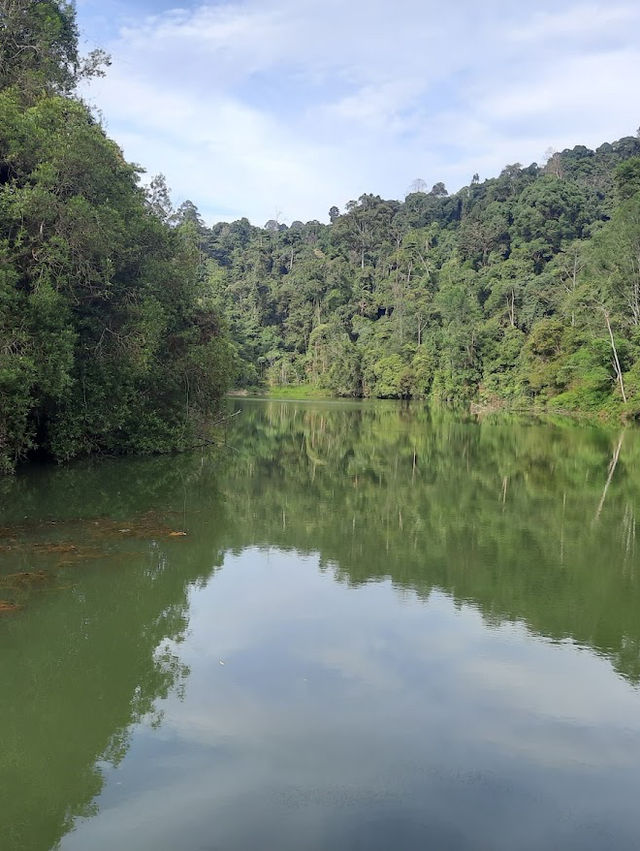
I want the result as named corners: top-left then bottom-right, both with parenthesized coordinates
top-left (2, 1), bottom-right (640, 473)
top-left (204, 143), bottom-right (640, 415)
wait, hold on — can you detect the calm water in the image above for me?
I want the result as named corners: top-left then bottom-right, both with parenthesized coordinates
top-left (2, 400), bottom-right (640, 850)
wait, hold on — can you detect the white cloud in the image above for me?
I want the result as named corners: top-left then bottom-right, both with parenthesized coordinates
top-left (78, 0), bottom-right (640, 225)
top-left (508, 3), bottom-right (637, 42)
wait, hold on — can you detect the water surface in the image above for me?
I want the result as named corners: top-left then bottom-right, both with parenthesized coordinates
top-left (2, 400), bottom-right (640, 850)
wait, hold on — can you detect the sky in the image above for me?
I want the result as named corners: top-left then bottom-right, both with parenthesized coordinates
top-left (74, 0), bottom-right (640, 227)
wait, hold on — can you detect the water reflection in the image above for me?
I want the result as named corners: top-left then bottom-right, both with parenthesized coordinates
top-left (0, 458), bottom-right (227, 850)
top-left (220, 401), bottom-right (640, 682)
top-left (1, 400), bottom-right (639, 850)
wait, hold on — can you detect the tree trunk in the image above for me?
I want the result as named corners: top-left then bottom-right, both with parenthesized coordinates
top-left (604, 309), bottom-right (627, 403)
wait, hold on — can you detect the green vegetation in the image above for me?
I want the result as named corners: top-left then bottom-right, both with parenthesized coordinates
top-left (3, 1), bottom-right (640, 473)
top-left (204, 145), bottom-right (640, 421)
top-left (266, 383), bottom-right (334, 399)
top-left (0, 1), bottom-right (234, 473)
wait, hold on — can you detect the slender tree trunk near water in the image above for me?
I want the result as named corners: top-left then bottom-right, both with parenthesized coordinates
top-left (603, 309), bottom-right (627, 403)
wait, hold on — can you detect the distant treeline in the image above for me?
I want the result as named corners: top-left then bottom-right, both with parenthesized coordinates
top-left (196, 131), bottom-right (640, 417)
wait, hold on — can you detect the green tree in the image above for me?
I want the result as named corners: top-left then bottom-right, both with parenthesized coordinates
top-left (0, 0), bottom-right (108, 98)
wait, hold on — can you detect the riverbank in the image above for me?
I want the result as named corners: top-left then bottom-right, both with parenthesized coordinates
top-left (228, 384), bottom-right (635, 425)
top-left (228, 384), bottom-right (336, 400)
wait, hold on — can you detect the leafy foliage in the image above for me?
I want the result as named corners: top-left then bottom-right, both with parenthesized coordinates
top-left (205, 135), bottom-right (640, 421)
top-left (3, 1), bottom-right (640, 474)
top-left (0, 3), bottom-right (233, 472)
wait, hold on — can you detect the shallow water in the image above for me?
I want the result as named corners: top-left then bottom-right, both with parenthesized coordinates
top-left (2, 400), bottom-right (640, 850)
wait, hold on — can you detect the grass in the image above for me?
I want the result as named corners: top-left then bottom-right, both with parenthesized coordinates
top-left (266, 384), bottom-right (335, 400)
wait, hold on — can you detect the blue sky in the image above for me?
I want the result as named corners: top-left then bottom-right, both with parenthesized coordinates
top-left (75, 0), bottom-right (640, 226)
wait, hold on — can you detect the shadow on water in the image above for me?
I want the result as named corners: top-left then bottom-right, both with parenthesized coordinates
top-left (1, 399), bottom-right (639, 849)
top-left (0, 455), bottom-right (229, 851)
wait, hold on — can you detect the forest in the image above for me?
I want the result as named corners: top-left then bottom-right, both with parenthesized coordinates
top-left (2, 1), bottom-right (640, 474)
top-left (203, 141), bottom-right (640, 416)
top-left (0, 0), bottom-right (235, 473)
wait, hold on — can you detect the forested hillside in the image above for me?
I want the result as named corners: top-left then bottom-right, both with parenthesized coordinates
top-left (2, 2), bottom-right (640, 474)
top-left (0, 0), bottom-right (234, 473)
top-left (201, 136), bottom-right (640, 417)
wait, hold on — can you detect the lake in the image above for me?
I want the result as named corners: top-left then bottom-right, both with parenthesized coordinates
top-left (2, 399), bottom-right (640, 850)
